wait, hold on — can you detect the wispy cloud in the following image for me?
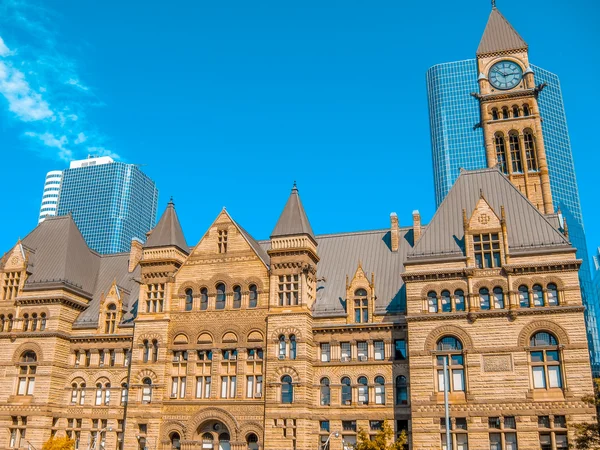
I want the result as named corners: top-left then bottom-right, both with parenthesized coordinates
top-left (0, 0), bottom-right (118, 162)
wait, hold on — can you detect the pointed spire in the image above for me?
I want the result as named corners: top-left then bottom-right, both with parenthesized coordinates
top-left (477, 7), bottom-right (527, 56)
top-left (271, 183), bottom-right (315, 240)
top-left (144, 198), bottom-right (188, 252)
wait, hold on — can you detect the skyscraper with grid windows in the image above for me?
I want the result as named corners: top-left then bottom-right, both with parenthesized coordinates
top-left (53, 156), bottom-right (159, 254)
top-left (426, 7), bottom-right (600, 373)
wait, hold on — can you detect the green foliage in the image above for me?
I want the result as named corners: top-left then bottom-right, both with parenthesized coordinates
top-left (42, 436), bottom-right (75, 450)
top-left (572, 378), bottom-right (600, 449)
top-left (353, 421), bottom-right (408, 450)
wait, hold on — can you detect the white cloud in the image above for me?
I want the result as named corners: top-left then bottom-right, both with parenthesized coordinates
top-left (66, 78), bottom-right (89, 91)
top-left (25, 131), bottom-right (72, 161)
top-left (0, 60), bottom-right (53, 121)
top-left (87, 146), bottom-right (120, 160)
top-left (74, 132), bottom-right (86, 144)
top-left (0, 37), bottom-right (10, 56)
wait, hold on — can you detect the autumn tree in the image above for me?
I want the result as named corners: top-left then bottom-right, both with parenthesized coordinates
top-left (42, 436), bottom-right (75, 450)
top-left (572, 378), bottom-right (600, 449)
top-left (354, 421), bottom-right (408, 450)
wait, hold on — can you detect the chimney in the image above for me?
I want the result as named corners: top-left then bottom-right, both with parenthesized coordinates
top-left (129, 238), bottom-right (144, 272)
top-left (412, 210), bottom-right (422, 243)
top-left (390, 213), bottom-right (399, 252)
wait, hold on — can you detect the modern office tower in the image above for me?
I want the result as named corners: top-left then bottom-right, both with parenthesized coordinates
top-left (426, 7), bottom-right (600, 373)
top-left (56, 156), bottom-right (159, 254)
top-left (38, 170), bottom-right (63, 223)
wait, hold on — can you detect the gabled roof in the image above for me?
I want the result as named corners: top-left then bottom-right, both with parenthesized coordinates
top-left (477, 7), bottom-right (527, 56)
top-left (409, 168), bottom-right (570, 260)
top-left (144, 199), bottom-right (188, 253)
top-left (271, 184), bottom-right (315, 240)
top-left (224, 211), bottom-right (270, 268)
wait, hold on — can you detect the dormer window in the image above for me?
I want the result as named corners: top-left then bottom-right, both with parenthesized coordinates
top-left (473, 233), bottom-right (501, 268)
top-left (2, 271), bottom-right (20, 300)
top-left (218, 230), bottom-right (228, 253)
top-left (354, 289), bottom-right (369, 323)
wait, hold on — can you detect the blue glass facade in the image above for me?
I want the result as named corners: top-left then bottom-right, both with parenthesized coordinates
top-left (57, 162), bottom-right (158, 254)
top-left (427, 59), bottom-right (600, 372)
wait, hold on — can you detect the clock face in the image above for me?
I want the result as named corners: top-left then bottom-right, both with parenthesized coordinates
top-left (489, 60), bottom-right (523, 90)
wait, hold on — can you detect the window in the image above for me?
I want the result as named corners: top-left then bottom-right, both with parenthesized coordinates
top-left (320, 378), bottom-right (330, 406)
top-left (441, 417), bottom-right (468, 450)
top-left (354, 288), bottom-right (369, 323)
top-left (340, 342), bottom-right (352, 361)
top-left (185, 289), bottom-right (193, 311)
top-left (31, 313), bottom-right (38, 331)
top-left (249, 284), bottom-right (258, 308)
top-left (374, 341), bottom-right (385, 360)
top-left (99, 350), bottom-right (105, 367)
top-left (479, 288), bottom-right (490, 310)
top-left (152, 339), bottom-right (159, 362)
top-left (71, 382), bottom-right (86, 405)
top-left (519, 285), bottom-right (530, 308)
top-left (170, 432), bottom-right (181, 450)
top-left (289, 335), bottom-right (297, 360)
top-left (121, 383), bottom-right (128, 405)
top-left (320, 421), bottom-right (330, 432)
top-left (281, 375), bottom-right (293, 403)
top-left (218, 229), bottom-right (228, 253)
top-left (547, 283), bottom-right (558, 306)
top-left (454, 290), bottom-right (465, 312)
top-left (233, 285), bottom-right (242, 308)
top-left (493, 287), bottom-right (505, 309)
top-left (524, 129), bottom-right (537, 171)
top-left (512, 105), bottom-right (520, 118)
top-left (109, 349), bottom-right (116, 367)
top-left (278, 335), bottom-right (287, 359)
top-left (436, 337), bottom-right (465, 393)
top-left (341, 377), bottom-right (352, 405)
top-left (246, 375), bottom-right (262, 398)
top-left (530, 332), bottom-right (562, 389)
top-left (2, 271), bottom-right (20, 300)
top-left (40, 313), bottom-right (46, 331)
top-left (216, 283), bottom-right (226, 309)
top-left (247, 348), bottom-right (263, 360)
top-left (523, 104), bottom-right (530, 116)
top-left (171, 377), bottom-right (186, 399)
top-left (195, 376), bottom-right (211, 399)
top-left (278, 274), bottom-right (299, 306)
top-left (17, 352), bottom-right (36, 395)
top-left (491, 108), bottom-right (499, 120)
top-left (428, 291), bottom-right (438, 313)
top-left (502, 107), bottom-right (509, 119)
top-left (357, 341), bottom-right (368, 361)
top-left (222, 349), bottom-right (237, 360)
top-left (539, 415), bottom-right (567, 450)
top-left (220, 376), bottom-right (236, 398)
top-left (142, 378), bottom-right (152, 403)
top-left (495, 133), bottom-right (508, 173)
top-left (441, 290), bottom-right (451, 312)
top-left (533, 284), bottom-right (543, 306)
top-left (489, 416), bottom-right (517, 450)
top-left (23, 314), bottom-right (29, 331)
top-left (146, 283), bottom-right (165, 313)
top-left (246, 433), bottom-right (259, 450)
top-left (9, 416), bottom-right (27, 449)
top-left (104, 303), bottom-right (117, 333)
top-left (320, 343), bottom-right (331, 362)
top-left (374, 376), bottom-right (385, 404)
top-left (509, 131), bottom-right (523, 173)
top-left (394, 339), bottom-right (407, 360)
top-left (395, 375), bottom-right (408, 405)
top-left (95, 382), bottom-right (110, 406)
top-left (124, 348), bottom-right (131, 367)
top-left (357, 376), bottom-right (368, 404)
top-left (200, 288), bottom-right (208, 310)
top-left (474, 233), bottom-right (501, 268)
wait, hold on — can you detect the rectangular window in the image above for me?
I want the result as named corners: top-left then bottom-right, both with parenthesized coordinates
top-left (341, 342), bottom-right (351, 361)
top-left (2, 271), bottom-right (20, 300)
top-left (357, 341), bottom-right (368, 360)
top-left (532, 366), bottom-right (546, 388)
top-left (473, 233), bottom-right (501, 269)
top-left (320, 343), bottom-right (330, 362)
top-left (220, 377), bottom-right (228, 398)
top-left (256, 376), bottom-right (263, 396)
top-left (342, 421), bottom-right (357, 432)
top-left (220, 376), bottom-right (236, 399)
top-left (394, 339), bottom-right (407, 360)
top-left (374, 341), bottom-right (384, 360)
top-left (246, 376), bottom-right (254, 398)
top-left (278, 275), bottom-right (299, 306)
top-left (146, 283), bottom-right (165, 313)
top-left (218, 230), bottom-right (228, 253)
top-left (171, 377), bottom-right (186, 398)
top-left (505, 433), bottom-right (517, 450)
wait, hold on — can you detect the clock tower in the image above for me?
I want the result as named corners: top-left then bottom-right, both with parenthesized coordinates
top-left (475, 5), bottom-right (553, 214)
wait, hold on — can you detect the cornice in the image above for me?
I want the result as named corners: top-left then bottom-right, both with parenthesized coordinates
top-left (312, 322), bottom-right (404, 334)
top-left (406, 305), bottom-right (585, 322)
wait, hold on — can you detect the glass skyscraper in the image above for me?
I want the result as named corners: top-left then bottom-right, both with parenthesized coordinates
top-left (427, 59), bottom-right (600, 372)
top-left (55, 157), bottom-right (159, 254)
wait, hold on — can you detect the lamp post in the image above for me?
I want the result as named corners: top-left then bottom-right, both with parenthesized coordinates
top-left (321, 431), bottom-right (340, 450)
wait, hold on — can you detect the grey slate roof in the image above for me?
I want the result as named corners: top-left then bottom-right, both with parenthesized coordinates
top-left (271, 185), bottom-right (315, 240)
top-left (477, 7), bottom-right (527, 55)
top-left (144, 199), bottom-right (188, 253)
top-left (409, 168), bottom-right (570, 260)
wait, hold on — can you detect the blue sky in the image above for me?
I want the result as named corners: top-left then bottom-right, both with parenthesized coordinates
top-left (0, 0), bottom-right (599, 268)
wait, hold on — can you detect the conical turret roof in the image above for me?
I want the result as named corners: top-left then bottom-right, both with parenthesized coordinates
top-left (271, 184), bottom-right (315, 240)
top-left (144, 198), bottom-right (188, 252)
top-left (477, 7), bottom-right (527, 56)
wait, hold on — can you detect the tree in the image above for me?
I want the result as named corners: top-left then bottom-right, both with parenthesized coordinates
top-left (572, 378), bottom-right (600, 449)
top-left (354, 421), bottom-right (408, 450)
top-left (42, 436), bottom-right (75, 450)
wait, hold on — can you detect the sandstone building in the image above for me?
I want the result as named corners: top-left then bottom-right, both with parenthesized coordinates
top-left (0, 5), bottom-right (596, 450)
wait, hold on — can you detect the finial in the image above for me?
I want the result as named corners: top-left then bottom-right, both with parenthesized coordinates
top-left (491, 0), bottom-right (496, 9)
top-left (292, 180), bottom-right (298, 192)
top-left (168, 196), bottom-right (174, 206)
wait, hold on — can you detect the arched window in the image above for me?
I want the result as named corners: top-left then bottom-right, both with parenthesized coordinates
top-left (436, 337), bottom-right (464, 393)
top-left (278, 335), bottom-right (286, 359)
top-left (170, 433), bottom-right (181, 450)
top-left (523, 104), bottom-right (530, 116)
top-left (40, 313), bottom-right (46, 331)
top-left (23, 314), bottom-right (29, 331)
top-left (530, 332), bottom-right (562, 389)
top-left (374, 376), bottom-right (385, 404)
top-left (142, 378), bottom-right (152, 403)
top-left (509, 131), bottom-right (523, 173)
top-left (441, 290), bottom-right (451, 312)
top-left (512, 105), bottom-right (520, 118)
top-left (428, 291), bottom-right (438, 313)
top-left (121, 383), bottom-right (128, 405)
top-left (524, 129), bottom-right (538, 171)
top-left (248, 285), bottom-right (258, 308)
top-left (17, 351), bottom-right (36, 395)
top-left (454, 290), bottom-right (465, 312)
top-left (289, 335), bottom-right (297, 360)
top-left (143, 340), bottom-right (150, 363)
top-left (105, 303), bottom-right (117, 333)
top-left (104, 382), bottom-right (111, 405)
top-left (0, 315), bottom-right (4, 332)
top-left (7, 314), bottom-right (13, 332)
top-left (216, 283), bottom-right (226, 310)
top-left (233, 285), bottom-right (242, 309)
top-left (281, 375), bottom-right (293, 403)
top-left (219, 433), bottom-right (230, 445)
top-left (547, 283), bottom-right (559, 306)
top-left (495, 133), bottom-right (508, 174)
top-left (341, 377), bottom-right (352, 405)
top-left (185, 289), bottom-right (193, 311)
top-left (71, 383), bottom-right (78, 403)
top-left (357, 376), bottom-right (368, 404)
top-left (320, 377), bottom-right (330, 406)
top-left (246, 433), bottom-right (259, 450)
top-left (491, 108), bottom-right (499, 120)
top-left (479, 288), bottom-right (490, 310)
top-left (533, 284), bottom-right (544, 307)
top-left (200, 288), bottom-right (208, 310)
top-left (395, 375), bottom-right (408, 405)
top-left (152, 339), bottom-right (159, 362)
top-left (519, 285), bottom-right (530, 308)
top-left (502, 107), bottom-right (509, 119)
top-left (354, 288), bottom-right (368, 323)
top-left (31, 313), bottom-right (38, 331)
top-left (95, 383), bottom-right (103, 406)
top-left (493, 287), bottom-right (505, 309)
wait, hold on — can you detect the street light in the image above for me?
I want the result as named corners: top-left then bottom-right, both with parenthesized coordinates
top-left (321, 431), bottom-right (340, 450)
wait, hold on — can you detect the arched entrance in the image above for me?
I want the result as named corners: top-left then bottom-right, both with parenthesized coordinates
top-left (196, 421), bottom-right (231, 450)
